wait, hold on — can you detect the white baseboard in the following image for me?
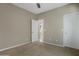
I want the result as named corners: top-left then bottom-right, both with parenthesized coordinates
top-left (0, 42), bottom-right (31, 52)
top-left (44, 41), bottom-right (64, 47)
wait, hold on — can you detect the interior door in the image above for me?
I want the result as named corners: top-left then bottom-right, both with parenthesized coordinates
top-left (32, 20), bottom-right (38, 42)
top-left (63, 12), bottom-right (79, 49)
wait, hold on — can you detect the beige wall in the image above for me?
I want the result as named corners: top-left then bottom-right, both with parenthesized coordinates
top-left (0, 3), bottom-right (36, 50)
top-left (38, 4), bottom-right (79, 46)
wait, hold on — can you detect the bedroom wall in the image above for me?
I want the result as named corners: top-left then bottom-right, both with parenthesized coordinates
top-left (38, 4), bottom-right (79, 46)
top-left (0, 3), bottom-right (36, 50)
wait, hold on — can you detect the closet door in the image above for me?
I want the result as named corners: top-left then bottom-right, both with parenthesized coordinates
top-left (63, 12), bottom-right (79, 49)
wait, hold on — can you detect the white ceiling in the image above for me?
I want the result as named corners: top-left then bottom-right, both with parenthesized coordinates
top-left (13, 3), bottom-right (68, 14)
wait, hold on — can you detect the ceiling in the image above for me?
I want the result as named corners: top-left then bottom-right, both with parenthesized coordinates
top-left (13, 3), bottom-right (68, 14)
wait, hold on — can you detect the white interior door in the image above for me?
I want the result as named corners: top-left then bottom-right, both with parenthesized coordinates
top-left (32, 20), bottom-right (38, 42)
top-left (63, 12), bottom-right (79, 49)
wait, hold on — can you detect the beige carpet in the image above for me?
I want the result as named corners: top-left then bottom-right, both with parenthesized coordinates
top-left (0, 42), bottom-right (79, 56)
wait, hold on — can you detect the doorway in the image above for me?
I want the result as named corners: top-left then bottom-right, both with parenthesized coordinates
top-left (32, 19), bottom-right (44, 42)
top-left (38, 20), bottom-right (44, 42)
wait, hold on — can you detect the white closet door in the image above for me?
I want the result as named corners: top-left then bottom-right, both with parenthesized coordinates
top-left (63, 12), bottom-right (79, 49)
